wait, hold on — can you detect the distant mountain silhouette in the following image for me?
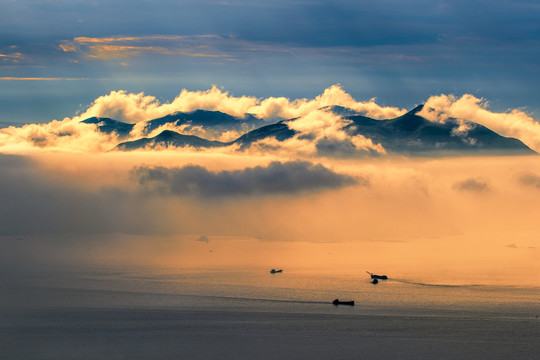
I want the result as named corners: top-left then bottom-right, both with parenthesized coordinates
top-left (115, 130), bottom-right (226, 151)
top-left (114, 121), bottom-right (297, 151)
top-left (233, 121), bottom-right (297, 149)
top-left (82, 110), bottom-right (265, 139)
top-left (83, 105), bottom-right (536, 156)
top-left (82, 117), bottom-right (134, 138)
top-left (144, 110), bottom-right (264, 134)
top-left (321, 105), bottom-right (363, 117)
top-left (148, 110), bottom-right (239, 129)
top-left (342, 105), bottom-right (535, 156)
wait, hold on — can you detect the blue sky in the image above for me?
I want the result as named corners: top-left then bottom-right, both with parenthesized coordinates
top-left (1, 0), bottom-right (539, 125)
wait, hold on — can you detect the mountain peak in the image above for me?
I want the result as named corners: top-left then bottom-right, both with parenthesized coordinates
top-left (409, 104), bottom-right (424, 114)
top-left (81, 117), bottom-right (134, 137)
top-left (114, 130), bottom-right (226, 151)
top-left (322, 105), bottom-right (362, 117)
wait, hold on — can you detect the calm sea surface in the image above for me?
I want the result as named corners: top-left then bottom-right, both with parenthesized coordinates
top-left (7, 266), bottom-right (539, 318)
top-left (2, 266), bottom-right (539, 359)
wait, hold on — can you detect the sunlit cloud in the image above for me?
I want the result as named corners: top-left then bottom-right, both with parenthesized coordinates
top-left (0, 52), bottom-right (24, 63)
top-left (59, 35), bottom-right (229, 60)
top-left (71, 35), bottom-right (190, 44)
top-left (0, 118), bottom-right (118, 153)
top-left (85, 45), bottom-right (172, 59)
top-left (2, 85), bottom-right (540, 158)
top-left (0, 77), bottom-right (88, 81)
top-left (282, 109), bottom-right (387, 157)
top-left (72, 85), bottom-right (406, 123)
top-left (419, 94), bottom-right (540, 152)
top-left (0, 85), bottom-right (401, 155)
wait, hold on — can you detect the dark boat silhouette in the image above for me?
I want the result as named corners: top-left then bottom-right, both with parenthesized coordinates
top-left (366, 271), bottom-right (388, 280)
top-left (333, 299), bottom-right (355, 306)
top-left (270, 269), bottom-right (283, 274)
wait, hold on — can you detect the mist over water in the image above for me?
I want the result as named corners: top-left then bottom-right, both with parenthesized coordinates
top-left (1, 154), bottom-right (539, 296)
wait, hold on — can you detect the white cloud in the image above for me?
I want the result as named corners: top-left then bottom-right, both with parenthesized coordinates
top-left (0, 85), bottom-right (402, 155)
top-left (73, 85), bottom-right (406, 123)
top-left (285, 109), bottom-right (387, 156)
top-left (419, 94), bottom-right (540, 152)
top-left (0, 119), bottom-right (119, 153)
top-left (2, 87), bottom-right (539, 158)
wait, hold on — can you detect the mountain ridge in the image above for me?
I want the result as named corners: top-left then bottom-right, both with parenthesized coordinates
top-left (82, 106), bottom-right (536, 156)
top-left (115, 130), bottom-right (227, 151)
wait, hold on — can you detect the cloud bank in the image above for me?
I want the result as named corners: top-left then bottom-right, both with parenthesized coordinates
top-left (453, 178), bottom-right (490, 193)
top-left (1, 86), bottom-right (539, 156)
top-left (73, 84), bottom-right (406, 123)
top-left (59, 35), bottom-right (228, 60)
top-left (518, 173), bottom-right (540, 189)
top-left (133, 161), bottom-right (359, 198)
top-left (1, 152), bottom-right (539, 282)
top-left (0, 85), bottom-right (404, 154)
top-left (0, 118), bottom-right (119, 153)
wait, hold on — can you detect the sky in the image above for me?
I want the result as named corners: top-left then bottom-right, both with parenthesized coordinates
top-left (1, 0), bottom-right (540, 284)
top-left (1, 0), bottom-right (540, 126)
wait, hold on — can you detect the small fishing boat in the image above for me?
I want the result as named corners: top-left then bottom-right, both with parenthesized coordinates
top-left (366, 271), bottom-right (388, 280)
top-left (332, 299), bottom-right (355, 306)
top-left (270, 269), bottom-right (283, 274)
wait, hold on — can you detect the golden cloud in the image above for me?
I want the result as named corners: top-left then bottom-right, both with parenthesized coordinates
top-left (3, 85), bottom-right (539, 160)
top-left (0, 52), bottom-right (24, 63)
top-left (419, 94), bottom-right (540, 152)
top-left (1, 151), bottom-right (539, 283)
top-left (71, 85), bottom-right (406, 124)
top-left (0, 77), bottom-right (87, 81)
top-left (59, 35), bottom-right (228, 60)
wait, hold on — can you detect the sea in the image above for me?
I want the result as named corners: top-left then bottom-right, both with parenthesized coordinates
top-left (1, 266), bottom-right (539, 359)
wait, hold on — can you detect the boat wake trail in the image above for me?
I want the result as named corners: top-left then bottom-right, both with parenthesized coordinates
top-left (183, 293), bottom-right (330, 305)
top-left (389, 278), bottom-right (480, 288)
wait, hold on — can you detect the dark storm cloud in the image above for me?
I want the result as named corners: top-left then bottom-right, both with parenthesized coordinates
top-left (1, 0), bottom-right (537, 66)
top-left (3, 0), bottom-right (538, 49)
top-left (517, 173), bottom-right (540, 189)
top-left (0, 156), bottom-right (358, 235)
top-left (453, 178), bottom-right (490, 192)
top-left (133, 161), bottom-right (359, 197)
top-left (0, 1), bottom-right (436, 47)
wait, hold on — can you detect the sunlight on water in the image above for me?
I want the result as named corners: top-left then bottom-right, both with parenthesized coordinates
top-left (15, 265), bottom-right (539, 319)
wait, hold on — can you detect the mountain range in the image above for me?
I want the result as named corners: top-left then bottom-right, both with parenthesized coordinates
top-left (82, 107), bottom-right (535, 156)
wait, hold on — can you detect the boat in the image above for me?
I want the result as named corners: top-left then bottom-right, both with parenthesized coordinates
top-left (366, 271), bottom-right (388, 280)
top-left (332, 299), bottom-right (355, 306)
top-left (270, 269), bottom-right (283, 274)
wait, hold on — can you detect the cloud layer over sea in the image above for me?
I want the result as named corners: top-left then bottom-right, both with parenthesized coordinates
top-left (0, 86), bottom-right (539, 284)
